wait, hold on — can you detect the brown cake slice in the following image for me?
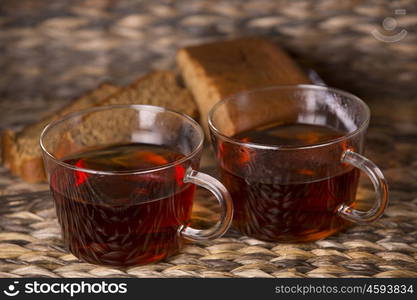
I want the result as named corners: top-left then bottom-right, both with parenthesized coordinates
top-left (100, 71), bottom-right (198, 116)
top-left (176, 38), bottom-right (311, 135)
top-left (2, 71), bottom-right (198, 183)
top-left (2, 83), bottom-right (121, 182)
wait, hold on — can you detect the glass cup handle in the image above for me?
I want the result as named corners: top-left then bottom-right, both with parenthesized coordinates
top-left (180, 168), bottom-right (234, 241)
top-left (338, 149), bottom-right (389, 223)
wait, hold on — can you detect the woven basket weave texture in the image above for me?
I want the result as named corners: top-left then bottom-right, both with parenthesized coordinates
top-left (0, 0), bottom-right (416, 278)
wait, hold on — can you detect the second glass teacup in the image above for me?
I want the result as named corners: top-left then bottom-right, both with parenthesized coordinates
top-left (41, 105), bottom-right (233, 266)
top-left (209, 85), bottom-right (388, 242)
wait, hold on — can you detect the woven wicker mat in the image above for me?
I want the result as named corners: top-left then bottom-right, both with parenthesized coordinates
top-left (0, 0), bottom-right (416, 278)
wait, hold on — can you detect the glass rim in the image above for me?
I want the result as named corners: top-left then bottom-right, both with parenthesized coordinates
top-left (208, 84), bottom-right (371, 151)
top-left (40, 104), bottom-right (204, 175)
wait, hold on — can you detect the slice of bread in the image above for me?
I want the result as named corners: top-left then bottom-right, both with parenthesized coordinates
top-left (2, 83), bottom-right (121, 182)
top-left (55, 71), bottom-right (199, 159)
top-left (99, 71), bottom-right (198, 117)
top-left (176, 38), bottom-right (311, 135)
top-left (2, 71), bottom-right (198, 183)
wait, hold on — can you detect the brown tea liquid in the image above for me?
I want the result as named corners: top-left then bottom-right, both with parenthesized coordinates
top-left (50, 143), bottom-right (194, 266)
top-left (220, 123), bottom-right (359, 242)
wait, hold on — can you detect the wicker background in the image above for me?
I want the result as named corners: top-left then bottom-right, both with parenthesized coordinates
top-left (0, 0), bottom-right (416, 278)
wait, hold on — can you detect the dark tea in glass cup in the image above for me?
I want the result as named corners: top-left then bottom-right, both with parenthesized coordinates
top-left (40, 105), bottom-right (233, 266)
top-left (209, 85), bottom-right (388, 242)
